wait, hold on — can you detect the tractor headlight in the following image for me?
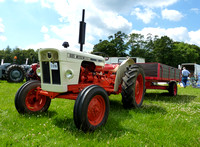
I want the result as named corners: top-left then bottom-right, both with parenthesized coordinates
top-left (65, 69), bottom-right (74, 79)
top-left (36, 67), bottom-right (41, 77)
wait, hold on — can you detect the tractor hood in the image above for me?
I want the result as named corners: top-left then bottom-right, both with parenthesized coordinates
top-left (39, 48), bottom-right (105, 67)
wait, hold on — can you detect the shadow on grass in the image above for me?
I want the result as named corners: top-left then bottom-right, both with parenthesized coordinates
top-left (51, 99), bottom-right (168, 140)
top-left (19, 96), bottom-right (168, 139)
top-left (145, 93), bottom-right (196, 104)
top-left (53, 114), bottom-right (138, 142)
top-left (53, 117), bottom-right (76, 131)
top-left (129, 104), bottom-right (168, 115)
top-left (50, 99), bottom-right (139, 139)
top-left (109, 98), bottom-right (167, 114)
top-left (21, 110), bottom-right (58, 118)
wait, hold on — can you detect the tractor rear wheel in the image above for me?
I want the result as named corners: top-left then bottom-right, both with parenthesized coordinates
top-left (73, 85), bottom-right (110, 132)
top-left (168, 81), bottom-right (177, 96)
top-left (121, 64), bottom-right (145, 109)
top-left (15, 80), bottom-right (51, 114)
top-left (6, 64), bottom-right (25, 83)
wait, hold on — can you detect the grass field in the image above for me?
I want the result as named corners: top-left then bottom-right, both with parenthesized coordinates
top-left (0, 80), bottom-right (200, 146)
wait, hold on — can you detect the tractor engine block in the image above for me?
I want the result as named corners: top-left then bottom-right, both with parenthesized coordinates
top-left (79, 61), bottom-right (116, 87)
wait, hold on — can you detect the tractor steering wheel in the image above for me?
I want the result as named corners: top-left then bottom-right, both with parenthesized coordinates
top-left (92, 52), bottom-right (109, 61)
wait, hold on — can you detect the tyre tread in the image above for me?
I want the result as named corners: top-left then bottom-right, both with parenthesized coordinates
top-left (121, 64), bottom-right (145, 109)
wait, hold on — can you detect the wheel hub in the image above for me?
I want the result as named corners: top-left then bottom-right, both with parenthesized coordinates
top-left (25, 88), bottom-right (47, 111)
top-left (135, 80), bottom-right (140, 96)
top-left (11, 70), bottom-right (21, 78)
top-left (87, 95), bottom-right (105, 126)
top-left (135, 74), bottom-right (144, 104)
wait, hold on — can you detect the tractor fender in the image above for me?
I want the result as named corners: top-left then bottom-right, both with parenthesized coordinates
top-left (114, 57), bottom-right (135, 92)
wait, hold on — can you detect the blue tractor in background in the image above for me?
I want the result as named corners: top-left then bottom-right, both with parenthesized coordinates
top-left (0, 57), bottom-right (30, 83)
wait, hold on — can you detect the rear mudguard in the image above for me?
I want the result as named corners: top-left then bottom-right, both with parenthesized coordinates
top-left (114, 57), bottom-right (135, 91)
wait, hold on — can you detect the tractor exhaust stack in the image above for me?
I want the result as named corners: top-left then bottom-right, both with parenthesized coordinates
top-left (79, 9), bottom-right (86, 52)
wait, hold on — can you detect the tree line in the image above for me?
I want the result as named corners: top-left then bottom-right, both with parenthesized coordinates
top-left (93, 31), bottom-right (200, 67)
top-left (1, 31), bottom-right (200, 67)
top-left (0, 46), bottom-right (38, 65)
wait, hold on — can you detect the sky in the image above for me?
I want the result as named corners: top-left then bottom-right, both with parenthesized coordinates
top-left (0, 0), bottom-right (200, 52)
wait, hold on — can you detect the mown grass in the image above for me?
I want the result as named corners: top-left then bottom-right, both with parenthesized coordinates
top-left (0, 80), bottom-right (200, 146)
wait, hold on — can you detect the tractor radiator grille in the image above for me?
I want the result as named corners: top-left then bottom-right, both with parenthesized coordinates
top-left (52, 62), bottom-right (60, 84)
top-left (42, 61), bottom-right (61, 84)
top-left (42, 62), bottom-right (50, 84)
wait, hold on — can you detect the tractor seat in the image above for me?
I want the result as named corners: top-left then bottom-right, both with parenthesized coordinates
top-left (103, 64), bottom-right (119, 72)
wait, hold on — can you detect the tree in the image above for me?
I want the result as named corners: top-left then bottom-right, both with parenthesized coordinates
top-left (128, 33), bottom-right (146, 58)
top-left (173, 42), bottom-right (199, 65)
top-left (144, 33), bottom-right (158, 62)
top-left (4, 46), bottom-right (13, 63)
top-left (93, 31), bottom-right (128, 57)
top-left (93, 31), bottom-right (200, 66)
top-left (0, 46), bottom-right (38, 64)
top-left (189, 44), bottom-right (200, 63)
top-left (152, 36), bottom-right (176, 67)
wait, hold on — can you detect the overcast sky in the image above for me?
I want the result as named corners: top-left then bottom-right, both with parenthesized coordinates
top-left (0, 0), bottom-right (200, 52)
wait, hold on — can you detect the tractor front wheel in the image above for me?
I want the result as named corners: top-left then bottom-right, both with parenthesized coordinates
top-left (73, 85), bottom-right (110, 132)
top-left (15, 80), bottom-right (51, 114)
top-left (121, 64), bottom-right (145, 109)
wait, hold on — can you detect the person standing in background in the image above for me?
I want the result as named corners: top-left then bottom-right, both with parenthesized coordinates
top-left (182, 67), bottom-right (190, 88)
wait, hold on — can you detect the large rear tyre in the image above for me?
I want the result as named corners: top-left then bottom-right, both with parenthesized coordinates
top-left (73, 85), bottom-right (110, 132)
top-left (15, 80), bottom-right (51, 114)
top-left (121, 64), bottom-right (145, 109)
top-left (6, 64), bottom-right (25, 83)
top-left (168, 81), bottom-right (177, 96)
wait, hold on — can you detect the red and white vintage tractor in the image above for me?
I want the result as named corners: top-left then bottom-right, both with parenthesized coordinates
top-left (15, 10), bottom-right (146, 132)
top-left (15, 10), bottom-right (180, 132)
top-left (15, 47), bottom-right (145, 132)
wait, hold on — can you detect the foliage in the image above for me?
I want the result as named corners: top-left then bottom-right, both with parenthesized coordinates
top-left (0, 46), bottom-right (38, 65)
top-left (152, 36), bottom-right (176, 66)
top-left (93, 32), bottom-right (200, 67)
top-left (1, 31), bottom-right (200, 67)
top-left (173, 42), bottom-right (200, 65)
top-left (0, 81), bottom-right (199, 146)
top-left (128, 33), bottom-right (146, 58)
top-left (93, 31), bottom-right (128, 57)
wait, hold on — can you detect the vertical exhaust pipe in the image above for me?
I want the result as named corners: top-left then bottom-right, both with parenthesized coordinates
top-left (1, 59), bottom-right (4, 65)
top-left (79, 9), bottom-right (86, 52)
top-left (25, 58), bottom-right (29, 65)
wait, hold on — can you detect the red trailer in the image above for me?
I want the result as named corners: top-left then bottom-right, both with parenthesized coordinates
top-left (136, 63), bottom-right (181, 96)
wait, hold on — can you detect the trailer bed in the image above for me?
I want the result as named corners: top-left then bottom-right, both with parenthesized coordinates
top-left (136, 63), bottom-right (181, 82)
top-left (135, 63), bottom-right (181, 92)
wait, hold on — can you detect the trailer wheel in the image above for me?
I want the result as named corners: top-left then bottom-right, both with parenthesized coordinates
top-left (15, 80), bottom-right (51, 114)
top-left (121, 64), bottom-right (145, 109)
top-left (6, 64), bottom-right (25, 83)
top-left (168, 82), bottom-right (177, 96)
top-left (73, 85), bottom-right (110, 132)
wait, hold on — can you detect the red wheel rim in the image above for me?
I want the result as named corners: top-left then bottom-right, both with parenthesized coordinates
top-left (174, 84), bottom-right (177, 95)
top-left (87, 95), bottom-right (106, 126)
top-left (135, 74), bottom-right (144, 104)
top-left (25, 88), bottom-right (47, 111)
